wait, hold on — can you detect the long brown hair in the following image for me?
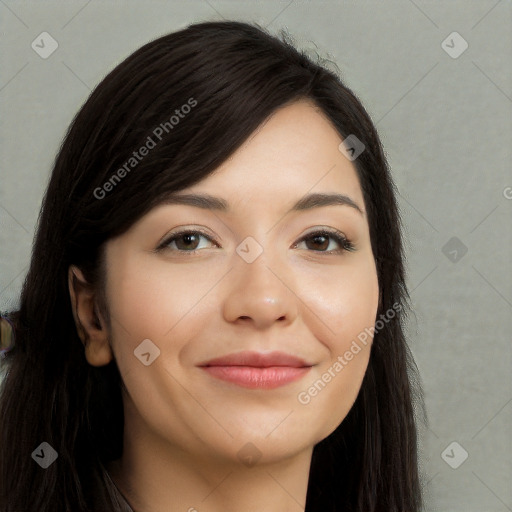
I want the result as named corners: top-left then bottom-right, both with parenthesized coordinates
top-left (0, 20), bottom-right (423, 511)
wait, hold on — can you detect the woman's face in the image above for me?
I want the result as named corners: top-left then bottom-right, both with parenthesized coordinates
top-left (102, 99), bottom-right (379, 466)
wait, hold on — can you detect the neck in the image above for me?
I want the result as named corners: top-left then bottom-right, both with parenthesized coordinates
top-left (106, 429), bottom-right (312, 512)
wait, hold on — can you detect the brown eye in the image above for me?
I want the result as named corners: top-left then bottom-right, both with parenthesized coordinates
top-left (304, 234), bottom-right (330, 251)
top-left (174, 233), bottom-right (201, 251)
top-left (158, 230), bottom-right (217, 253)
top-left (156, 228), bottom-right (355, 256)
top-left (294, 230), bottom-right (355, 254)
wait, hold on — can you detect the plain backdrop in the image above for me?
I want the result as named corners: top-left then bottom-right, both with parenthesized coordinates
top-left (1, 1), bottom-right (511, 511)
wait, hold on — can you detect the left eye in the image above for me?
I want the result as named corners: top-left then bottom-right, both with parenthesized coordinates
top-left (157, 229), bottom-right (355, 254)
top-left (293, 230), bottom-right (355, 254)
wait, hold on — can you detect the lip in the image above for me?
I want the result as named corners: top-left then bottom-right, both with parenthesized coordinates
top-left (199, 351), bottom-right (310, 368)
top-left (198, 351), bottom-right (313, 389)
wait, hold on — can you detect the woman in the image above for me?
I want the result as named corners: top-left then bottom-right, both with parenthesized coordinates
top-left (0, 20), bottom-right (423, 511)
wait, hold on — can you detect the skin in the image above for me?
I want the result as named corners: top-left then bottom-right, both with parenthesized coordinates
top-left (69, 99), bottom-right (379, 512)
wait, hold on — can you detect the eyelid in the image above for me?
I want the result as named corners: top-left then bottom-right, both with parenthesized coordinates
top-left (296, 226), bottom-right (347, 241)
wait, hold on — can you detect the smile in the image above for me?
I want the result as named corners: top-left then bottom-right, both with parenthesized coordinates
top-left (201, 365), bottom-right (311, 389)
top-left (198, 351), bottom-right (313, 389)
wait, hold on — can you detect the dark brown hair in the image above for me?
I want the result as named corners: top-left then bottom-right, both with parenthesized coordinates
top-left (0, 20), bottom-right (423, 511)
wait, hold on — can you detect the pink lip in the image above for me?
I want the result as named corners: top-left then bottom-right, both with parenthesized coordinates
top-left (198, 351), bottom-right (312, 389)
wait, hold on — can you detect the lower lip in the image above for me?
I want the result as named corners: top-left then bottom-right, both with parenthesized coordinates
top-left (200, 366), bottom-right (311, 389)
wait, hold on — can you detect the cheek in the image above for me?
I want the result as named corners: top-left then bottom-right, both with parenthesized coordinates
top-left (104, 253), bottom-right (228, 415)
top-left (302, 256), bottom-right (379, 353)
top-left (106, 254), bottom-right (222, 345)
top-left (103, 255), bottom-right (225, 437)
top-left (295, 257), bottom-right (378, 435)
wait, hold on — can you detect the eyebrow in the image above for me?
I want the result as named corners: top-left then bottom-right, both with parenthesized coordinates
top-left (161, 192), bottom-right (364, 215)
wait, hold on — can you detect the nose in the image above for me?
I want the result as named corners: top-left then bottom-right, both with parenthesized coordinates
top-left (221, 250), bottom-right (298, 330)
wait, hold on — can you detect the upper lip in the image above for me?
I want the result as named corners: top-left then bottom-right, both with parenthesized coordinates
top-left (198, 351), bottom-right (311, 368)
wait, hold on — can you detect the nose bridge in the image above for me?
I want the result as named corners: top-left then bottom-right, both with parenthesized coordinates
top-left (221, 235), bottom-right (298, 328)
top-left (238, 241), bottom-right (280, 291)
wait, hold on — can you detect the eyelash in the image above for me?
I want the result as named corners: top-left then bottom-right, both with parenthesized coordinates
top-left (156, 228), bottom-right (355, 255)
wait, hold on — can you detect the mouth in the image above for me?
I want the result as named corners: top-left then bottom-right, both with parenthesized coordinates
top-left (197, 351), bottom-right (313, 389)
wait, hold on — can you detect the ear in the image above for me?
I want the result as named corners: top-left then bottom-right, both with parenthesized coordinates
top-left (68, 265), bottom-right (113, 367)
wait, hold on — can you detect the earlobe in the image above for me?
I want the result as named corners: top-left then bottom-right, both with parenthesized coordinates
top-left (68, 265), bottom-right (113, 367)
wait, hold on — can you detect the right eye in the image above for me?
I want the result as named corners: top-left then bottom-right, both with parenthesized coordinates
top-left (157, 229), bottom-right (219, 254)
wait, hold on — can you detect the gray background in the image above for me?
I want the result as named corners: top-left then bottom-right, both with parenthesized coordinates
top-left (1, 1), bottom-right (511, 510)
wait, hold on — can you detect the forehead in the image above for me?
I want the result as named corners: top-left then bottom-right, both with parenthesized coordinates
top-left (177, 99), bottom-right (365, 210)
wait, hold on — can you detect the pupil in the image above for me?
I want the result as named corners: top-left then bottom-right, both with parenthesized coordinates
top-left (310, 235), bottom-right (328, 251)
top-left (180, 234), bottom-right (197, 249)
